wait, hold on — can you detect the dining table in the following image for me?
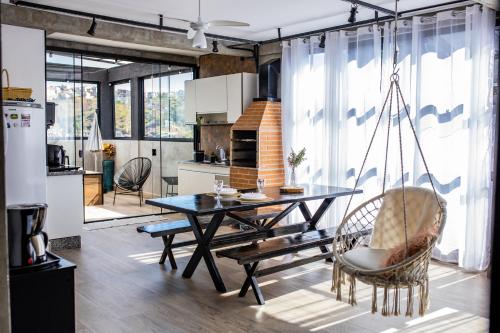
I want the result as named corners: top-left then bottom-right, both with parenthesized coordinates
top-left (145, 184), bottom-right (362, 292)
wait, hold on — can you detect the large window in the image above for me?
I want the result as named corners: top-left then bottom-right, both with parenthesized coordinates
top-left (46, 81), bottom-right (99, 139)
top-left (113, 81), bottom-right (132, 138)
top-left (143, 71), bottom-right (193, 139)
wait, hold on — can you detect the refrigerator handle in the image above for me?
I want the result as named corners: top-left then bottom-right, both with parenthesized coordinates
top-left (2, 113), bottom-right (7, 156)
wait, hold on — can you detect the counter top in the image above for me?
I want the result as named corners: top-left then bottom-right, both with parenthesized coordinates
top-left (178, 160), bottom-right (230, 168)
top-left (47, 169), bottom-right (85, 176)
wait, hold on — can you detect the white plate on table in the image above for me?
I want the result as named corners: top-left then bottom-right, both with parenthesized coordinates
top-left (239, 192), bottom-right (267, 201)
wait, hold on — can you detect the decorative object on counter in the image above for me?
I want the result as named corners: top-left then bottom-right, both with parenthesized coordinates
top-left (86, 111), bottom-right (103, 171)
top-left (1, 69), bottom-right (33, 100)
top-left (287, 147), bottom-right (306, 187)
top-left (257, 178), bottom-right (265, 193)
top-left (113, 157), bottom-right (152, 206)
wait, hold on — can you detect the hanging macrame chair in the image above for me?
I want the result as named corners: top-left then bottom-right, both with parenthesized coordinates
top-left (331, 0), bottom-right (447, 317)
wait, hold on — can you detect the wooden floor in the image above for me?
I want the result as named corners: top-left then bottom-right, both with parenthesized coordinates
top-left (85, 191), bottom-right (164, 222)
top-left (55, 219), bottom-right (490, 333)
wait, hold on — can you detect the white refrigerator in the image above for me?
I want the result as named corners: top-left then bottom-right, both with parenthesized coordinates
top-left (3, 101), bottom-right (47, 206)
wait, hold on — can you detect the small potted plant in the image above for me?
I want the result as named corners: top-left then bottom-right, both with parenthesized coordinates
top-left (287, 147), bottom-right (306, 187)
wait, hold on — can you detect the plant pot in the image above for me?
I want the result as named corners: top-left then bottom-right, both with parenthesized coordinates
top-left (102, 159), bottom-right (115, 193)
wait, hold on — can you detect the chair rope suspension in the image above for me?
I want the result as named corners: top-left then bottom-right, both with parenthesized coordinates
top-left (331, 0), bottom-right (447, 318)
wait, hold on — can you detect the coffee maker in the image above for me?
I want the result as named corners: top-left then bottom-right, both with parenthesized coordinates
top-left (7, 204), bottom-right (49, 267)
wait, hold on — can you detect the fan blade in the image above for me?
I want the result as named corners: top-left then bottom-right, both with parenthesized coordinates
top-left (207, 20), bottom-right (249, 27)
top-left (192, 30), bottom-right (207, 49)
top-left (187, 27), bottom-right (196, 39)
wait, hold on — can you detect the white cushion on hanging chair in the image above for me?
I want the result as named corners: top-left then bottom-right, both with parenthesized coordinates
top-left (342, 247), bottom-right (389, 270)
top-left (369, 187), bottom-right (445, 250)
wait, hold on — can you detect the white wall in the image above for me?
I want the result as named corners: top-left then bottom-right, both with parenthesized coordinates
top-left (1, 25), bottom-right (45, 104)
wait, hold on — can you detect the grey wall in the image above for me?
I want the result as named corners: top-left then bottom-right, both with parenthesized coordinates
top-left (0, 17), bottom-right (12, 333)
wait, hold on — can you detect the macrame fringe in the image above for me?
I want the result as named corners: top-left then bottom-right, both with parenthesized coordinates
top-left (392, 283), bottom-right (401, 316)
top-left (348, 275), bottom-right (357, 306)
top-left (331, 261), bottom-right (342, 301)
top-left (406, 285), bottom-right (414, 317)
top-left (419, 278), bottom-right (429, 316)
top-left (382, 286), bottom-right (390, 316)
top-left (371, 285), bottom-right (378, 314)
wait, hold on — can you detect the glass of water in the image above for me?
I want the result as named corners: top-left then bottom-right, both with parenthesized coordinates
top-left (214, 179), bottom-right (224, 199)
top-left (257, 178), bottom-right (265, 193)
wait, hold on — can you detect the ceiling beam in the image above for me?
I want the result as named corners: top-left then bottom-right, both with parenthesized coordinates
top-left (9, 0), bottom-right (259, 45)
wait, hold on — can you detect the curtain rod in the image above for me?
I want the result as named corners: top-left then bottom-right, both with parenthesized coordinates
top-left (261, 0), bottom-right (475, 45)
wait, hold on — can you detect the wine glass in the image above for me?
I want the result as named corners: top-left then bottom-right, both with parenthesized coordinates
top-left (257, 178), bottom-right (265, 193)
top-left (214, 179), bottom-right (224, 199)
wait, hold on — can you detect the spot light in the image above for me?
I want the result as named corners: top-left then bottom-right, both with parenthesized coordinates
top-left (87, 17), bottom-right (97, 36)
top-left (348, 3), bottom-right (358, 24)
top-left (319, 34), bottom-right (326, 48)
top-left (212, 40), bottom-right (219, 53)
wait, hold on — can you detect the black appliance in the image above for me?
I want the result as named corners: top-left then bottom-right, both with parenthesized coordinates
top-left (47, 144), bottom-right (68, 167)
top-left (46, 102), bottom-right (56, 129)
top-left (255, 59), bottom-right (281, 101)
top-left (7, 203), bottom-right (49, 267)
top-left (193, 124), bottom-right (205, 162)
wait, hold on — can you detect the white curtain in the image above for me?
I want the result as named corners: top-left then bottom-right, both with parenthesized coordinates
top-left (281, 5), bottom-right (497, 271)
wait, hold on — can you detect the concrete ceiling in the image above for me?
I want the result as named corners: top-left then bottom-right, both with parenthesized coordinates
top-left (2, 0), bottom-right (482, 42)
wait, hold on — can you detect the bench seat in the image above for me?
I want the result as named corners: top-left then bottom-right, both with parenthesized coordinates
top-left (217, 227), bottom-right (336, 264)
top-left (216, 227), bottom-right (340, 305)
top-left (136, 208), bottom-right (283, 269)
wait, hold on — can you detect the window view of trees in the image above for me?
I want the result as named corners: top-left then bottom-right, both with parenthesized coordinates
top-left (46, 81), bottom-right (99, 139)
top-left (143, 71), bottom-right (193, 139)
top-left (114, 82), bottom-right (132, 138)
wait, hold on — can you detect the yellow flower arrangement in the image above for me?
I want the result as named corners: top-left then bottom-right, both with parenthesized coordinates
top-left (103, 143), bottom-right (116, 160)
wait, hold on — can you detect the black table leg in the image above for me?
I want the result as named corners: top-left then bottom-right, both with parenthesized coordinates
top-left (299, 199), bottom-right (336, 261)
top-left (183, 213), bottom-right (227, 292)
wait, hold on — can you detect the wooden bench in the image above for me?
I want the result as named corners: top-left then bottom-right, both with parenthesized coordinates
top-left (137, 208), bottom-right (282, 269)
top-left (216, 227), bottom-right (338, 305)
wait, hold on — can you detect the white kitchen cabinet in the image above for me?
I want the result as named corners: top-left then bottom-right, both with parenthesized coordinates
top-left (178, 162), bottom-right (230, 195)
top-left (46, 174), bottom-right (84, 240)
top-left (195, 76), bottom-right (228, 114)
top-left (185, 79), bottom-right (197, 123)
top-left (227, 73), bottom-right (242, 123)
top-left (184, 73), bottom-right (258, 124)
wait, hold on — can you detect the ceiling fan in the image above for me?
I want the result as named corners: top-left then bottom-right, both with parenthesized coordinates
top-left (166, 0), bottom-right (250, 49)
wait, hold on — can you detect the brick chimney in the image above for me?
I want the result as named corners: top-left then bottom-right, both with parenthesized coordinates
top-left (230, 101), bottom-right (285, 189)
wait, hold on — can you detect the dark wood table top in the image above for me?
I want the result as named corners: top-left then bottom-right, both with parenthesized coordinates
top-left (145, 184), bottom-right (361, 216)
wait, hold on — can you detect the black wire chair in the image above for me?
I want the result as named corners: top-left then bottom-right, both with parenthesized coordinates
top-left (113, 157), bottom-right (152, 206)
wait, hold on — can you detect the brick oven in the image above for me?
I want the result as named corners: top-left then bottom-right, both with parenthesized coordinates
top-left (230, 100), bottom-right (285, 189)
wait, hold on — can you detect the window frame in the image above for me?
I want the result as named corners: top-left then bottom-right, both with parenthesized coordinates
top-left (112, 79), bottom-right (133, 139)
top-left (140, 69), bottom-right (194, 142)
top-left (46, 79), bottom-right (101, 140)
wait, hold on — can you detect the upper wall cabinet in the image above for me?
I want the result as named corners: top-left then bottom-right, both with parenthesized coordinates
top-left (185, 73), bottom-right (258, 124)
